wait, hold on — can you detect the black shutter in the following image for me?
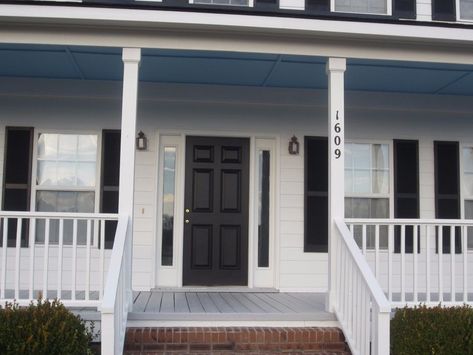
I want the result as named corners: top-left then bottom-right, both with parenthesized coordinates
top-left (394, 140), bottom-right (419, 253)
top-left (2, 127), bottom-right (33, 247)
top-left (304, 137), bottom-right (328, 252)
top-left (101, 130), bottom-right (120, 249)
top-left (254, 0), bottom-right (278, 11)
top-left (434, 141), bottom-right (461, 254)
top-left (393, 0), bottom-right (416, 19)
top-left (306, 0), bottom-right (330, 13)
top-left (432, 0), bottom-right (456, 21)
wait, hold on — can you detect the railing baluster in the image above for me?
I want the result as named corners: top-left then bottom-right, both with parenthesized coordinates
top-left (28, 218), bottom-right (36, 299)
top-left (72, 219), bottom-right (77, 301)
top-left (1, 218), bottom-right (7, 299)
top-left (426, 224), bottom-right (431, 303)
top-left (463, 225), bottom-right (468, 303)
top-left (388, 224), bottom-right (393, 302)
top-left (439, 226), bottom-right (443, 303)
top-left (15, 218), bottom-right (22, 299)
top-left (362, 224), bottom-right (367, 255)
top-left (42, 218), bottom-right (50, 299)
top-left (401, 224), bottom-right (405, 303)
top-left (100, 220), bottom-right (106, 299)
top-left (413, 224), bottom-right (418, 302)
top-left (451, 225), bottom-right (455, 302)
top-left (86, 219), bottom-right (91, 301)
top-left (375, 224), bottom-right (380, 281)
top-left (57, 219), bottom-right (64, 299)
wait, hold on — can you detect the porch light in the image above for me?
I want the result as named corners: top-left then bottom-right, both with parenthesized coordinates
top-left (288, 135), bottom-right (300, 155)
top-left (136, 131), bottom-right (148, 151)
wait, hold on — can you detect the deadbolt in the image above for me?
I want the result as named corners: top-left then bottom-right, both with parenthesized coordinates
top-left (185, 219), bottom-right (190, 224)
top-left (185, 208), bottom-right (190, 213)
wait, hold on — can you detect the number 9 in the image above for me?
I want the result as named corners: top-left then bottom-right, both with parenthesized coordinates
top-left (335, 149), bottom-right (341, 159)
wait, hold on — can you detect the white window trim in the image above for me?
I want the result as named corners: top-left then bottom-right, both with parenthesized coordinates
top-left (456, 0), bottom-right (473, 23)
top-left (458, 142), bottom-right (473, 251)
top-left (330, 0), bottom-right (392, 16)
top-left (253, 138), bottom-right (277, 288)
top-left (155, 134), bottom-right (184, 288)
top-left (30, 129), bottom-right (102, 246)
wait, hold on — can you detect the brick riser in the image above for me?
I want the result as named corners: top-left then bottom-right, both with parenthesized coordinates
top-left (125, 327), bottom-right (351, 354)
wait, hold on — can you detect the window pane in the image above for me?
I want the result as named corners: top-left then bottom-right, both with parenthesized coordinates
top-left (351, 144), bottom-right (370, 170)
top-left (58, 134), bottom-right (78, 160)
top-left (373, 170), bottom-right (389, 194)
top-left (258, 150), bottom-right (270, 268)
top-left (37, 161), bottom-right (57, 186)
top-left (162, 147), bottom-right (176, 266)
top-left (460, 0), bottom-right (473, 20)
top-left (465, 201), bottom-right (473, 250)
top-left (354, 170), bottom-right (371, 193)
top-left (372, 144), bottom-right (389, 170)
top-left (56, 162), bottom-right (76, 186)
top-left (77, 162), bottom-right (96, 187)
top-left (37, 134), bottom-right (57, 159)
top-left (78, 135), bottom-right (98, 161)
top-left (345, 169), bottom-right (353, 194)
top-left (335, 0), bottom-right (387, 14)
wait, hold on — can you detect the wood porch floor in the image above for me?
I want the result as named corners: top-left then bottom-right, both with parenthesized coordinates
top-left (128, 291), bottom-right (336, 325)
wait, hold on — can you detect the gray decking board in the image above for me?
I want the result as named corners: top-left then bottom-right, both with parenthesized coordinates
top-left (128, 291), bottom-right (335, 322)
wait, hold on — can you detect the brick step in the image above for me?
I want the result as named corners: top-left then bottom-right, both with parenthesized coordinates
top-left (124, 327), bottom-right (351, 354)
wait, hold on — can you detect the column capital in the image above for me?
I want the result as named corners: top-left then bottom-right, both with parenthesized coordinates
top-left (122, 47), bottom-right (141, 64)
top-left (326, 57), bottom-right (346, 74)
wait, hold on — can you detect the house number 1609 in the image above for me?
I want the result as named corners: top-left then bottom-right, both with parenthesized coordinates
top-left (334, 110), bottom-right (342, 159)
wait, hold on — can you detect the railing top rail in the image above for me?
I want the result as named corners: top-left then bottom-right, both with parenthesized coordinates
top-left (345, 218), bottom-right (473, 226)
top-left (335, 218), bottom-right (391, 313)
top-left (0, 211), bottom-right (119, 220)
top-left (101, 214), bottom-right (128, 313)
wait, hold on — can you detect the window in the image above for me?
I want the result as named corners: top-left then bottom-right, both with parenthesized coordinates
top-left (161, 147), bottom-right (177, 266)
top-left (462, 146), bottom-right (473, 250)
top-left (257, 150), bottom-right (270, 267)
top-left (459, 0), bottom-right (473, 21)
top-left (34, 133), bottom-right (98, 244)
top-left (333, 0), bottom-right (390, 15)
top-left (345, 143), bottom-right (390, 249)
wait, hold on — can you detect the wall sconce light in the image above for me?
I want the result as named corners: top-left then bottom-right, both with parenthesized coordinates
top-left (136, 131), bottom-right (148, 151)
top-left (288, 135), bottom-right (300, 155)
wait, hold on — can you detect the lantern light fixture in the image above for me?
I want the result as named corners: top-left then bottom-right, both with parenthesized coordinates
top-left (288, 135), bottom-right (300, 155)
top-left (136, 131), bottom-right (148, 151)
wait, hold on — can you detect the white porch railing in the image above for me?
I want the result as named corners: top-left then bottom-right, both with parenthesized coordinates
top-left (101, 214), bottom-right (131, 355)
top-left (0, 211), bottom-right (118, 307)
top-left (334, 218), bottom-right (391, 355)
top-left (345, 218), bottom-right (473, 308)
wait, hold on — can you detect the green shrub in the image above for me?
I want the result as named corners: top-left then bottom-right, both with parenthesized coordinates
top-left (391, 304), bottom-right (473, 355)
top-left (0, 298), bottom-right (95, 355)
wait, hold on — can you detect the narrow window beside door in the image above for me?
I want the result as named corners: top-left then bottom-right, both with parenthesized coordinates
top-left (161, 147), bottom-right (176, 266)
top-left (257, 150), bottom-right (270, 267)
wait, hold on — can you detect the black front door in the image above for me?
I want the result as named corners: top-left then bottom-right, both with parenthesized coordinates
top-left (183, 136), bottom-right (249, 286)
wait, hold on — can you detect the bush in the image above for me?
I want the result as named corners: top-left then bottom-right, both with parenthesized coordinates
top-left (391, 304), bottom-right (473, 355)
top-left (0, 298), bottom-right (95, 355)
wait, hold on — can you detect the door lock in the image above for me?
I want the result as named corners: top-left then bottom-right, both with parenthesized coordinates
top-left (185, 208), bottom-right (190, 213)
top-left (185, 219), bottom-right (190, 224)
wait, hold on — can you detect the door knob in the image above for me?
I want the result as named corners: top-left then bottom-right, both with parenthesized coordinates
top-left (185, 208), bottom-right (190, 213)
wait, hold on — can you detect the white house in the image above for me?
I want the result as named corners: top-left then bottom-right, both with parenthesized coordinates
top-left (0, 0), bottom-right (473, 353)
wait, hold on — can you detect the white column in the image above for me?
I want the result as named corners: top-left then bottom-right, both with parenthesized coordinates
top-left (326, 57), bottom-right (346, 312)
top-left (119, 47), bottom-right (141, 305)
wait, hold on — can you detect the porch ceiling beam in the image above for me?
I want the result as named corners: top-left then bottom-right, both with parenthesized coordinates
top-left (1, 11), bottom-right (473, 64)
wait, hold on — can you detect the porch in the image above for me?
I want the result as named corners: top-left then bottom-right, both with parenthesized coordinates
top-left (0, 40), bottom-right (473, 355)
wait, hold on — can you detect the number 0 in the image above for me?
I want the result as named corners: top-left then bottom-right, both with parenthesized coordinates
top-left (334, 136), bottom-right (341, 145)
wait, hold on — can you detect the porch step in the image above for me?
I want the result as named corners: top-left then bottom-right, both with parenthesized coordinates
top-left (124, 327), bottom-right (351, 354)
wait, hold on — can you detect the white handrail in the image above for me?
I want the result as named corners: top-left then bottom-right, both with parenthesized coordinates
top-left (0, 211), bottom-right (118, 220)
top-left (334, 218), bottom-right (390, 355)
top-left (101, 215), bottom-right (130, 355)
top-left (345, 218), bottom-right (473, 226)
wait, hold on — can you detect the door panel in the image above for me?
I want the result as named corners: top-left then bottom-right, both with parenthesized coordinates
top-left (183, 136), bottom-right (249, 286)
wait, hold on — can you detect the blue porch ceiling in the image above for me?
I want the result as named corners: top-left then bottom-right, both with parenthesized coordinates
top-left (0, 44), bottom-right (472, 96)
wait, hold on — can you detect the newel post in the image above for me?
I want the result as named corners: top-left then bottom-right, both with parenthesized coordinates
top-left (119, 48), bottom-right (141, 307)
top-left (326, 57), bottom-right (346, 312)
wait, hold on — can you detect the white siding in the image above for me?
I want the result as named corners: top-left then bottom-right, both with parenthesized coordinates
top-left (417, 0), bottom-right (432, 21)
top-left (1, 78), bottom-right (473, 292)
